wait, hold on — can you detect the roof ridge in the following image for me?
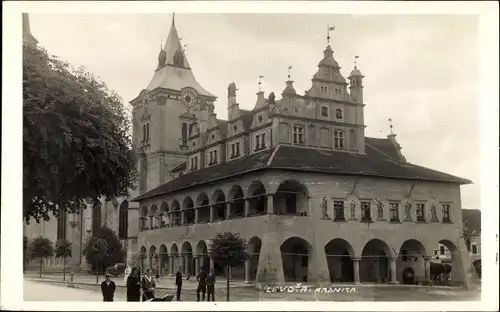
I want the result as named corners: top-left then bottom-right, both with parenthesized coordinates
top-left (267, 144), bottom-right (281, 166)
top-left (366, 141), bottom-right (403, 162)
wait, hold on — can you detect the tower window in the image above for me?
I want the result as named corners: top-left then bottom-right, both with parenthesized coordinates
top-left (321, 106), bottom-right (329, 117)
top-left (142, 123), bottom-right (150, 144)
top-left (352, 79), bottom-right (357, 87)
top-left (334, 130), bottom-right (344, 149)
top-left (335, 88), bottom-right (341, 95)
top-left (293, 126), bottom-right (304, 144)
top-left (190, 156), bottom-right (198, 170)
top-left (335, 109), bottom-right (343, 119)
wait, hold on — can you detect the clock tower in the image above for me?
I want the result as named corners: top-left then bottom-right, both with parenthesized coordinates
top-left (130, 14), bottom-right (217, 193)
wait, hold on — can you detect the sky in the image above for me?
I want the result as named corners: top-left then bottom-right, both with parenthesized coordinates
top-left (28, 13), bottom-right (480, 210)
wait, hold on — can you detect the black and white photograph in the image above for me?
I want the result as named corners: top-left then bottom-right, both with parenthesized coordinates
top-left (1, 1), bottom-right (499, 311)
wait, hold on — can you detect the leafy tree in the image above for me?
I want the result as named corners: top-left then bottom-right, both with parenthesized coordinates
top-left (23, 43), bottom-right (137, 223)
top-left (83, 226), bottom-right (125, 276)
top-left (210, 232), bottom-right (249, 301)
top-left (55, 238), bottom-right (72, 281)
top-left (29, 236), bottom-right (54, 278)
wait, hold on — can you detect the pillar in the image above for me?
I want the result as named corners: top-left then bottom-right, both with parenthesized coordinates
top-left (194, 207), bottom-right (199, 224)
top-left (184, 256), bottom-right (189, 276)
top-left (244, 199), bottom-right (250, 217)
top-left (244, 259), bottom-right (252, 284)
top-left (195, 257), bottom-right (200, 276)
top-left (389, 258), bottom-right (399, 284)
top-left (424, 256), bottom-right (431, 282)
top-left (209, 254), bottom-right (215, 270)
top-left (267, 194), bottom-right (274, 214)
top-left (180, 211), bottom-right (185, 225)
top-left (209, 205), bottom-right (214, 222)
top-left (226, 202), bottom-right (231, 219)
top-left (353, 258), bottom-right (360, 284)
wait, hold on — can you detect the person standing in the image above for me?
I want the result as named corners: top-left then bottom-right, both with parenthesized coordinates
top-left (196, 266), bottom-right (207, 301)
top-left (142, 269), bottom-right (156, 301)
top-left (101, 273), bottom-right (116, 302)
top-left (175, 267), bottom-right (183, 301)
top-left (126, 267), bottom-right (141, 302)
top-left (124, 264), bottom-right (131, 284)
top-left (205, 268), bottom-right (216, 302)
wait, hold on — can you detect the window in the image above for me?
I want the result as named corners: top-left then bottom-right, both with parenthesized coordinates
top-left (416, 203), bottom-right (426, 222)
top-left (333, 201), bottom-right (345, 221)
top-left (255, 133), bottom-right (266, 150)
top-left (230, 142), bottom-right (241, 158)
top-left (321, 106), bottom-right (329, 117)
top-left (142, 123), bottom-right (150, 144)
top-left (335, 88), bottom-right (341, 95)
top-left (433, 250), bottom-right (438, 256)
top-left (209, 150), bottom-right (218, 165)
top-left (293, 126), bottom-right (304, 144)
top-left (361, 201), bottom-right (371, 222)
top-left (320, 86), bottom-right (328, 93)
top-left (181, 123), bottom-right (187, 145)
top-left (233, 125), bottom-right (238, 133)
top-left (335, 109), bottom-right (343, 119)
top-left (352, 79), bottom-right (357, 87)
top-left (389, 202), bottom-right (399, 221)
top-left (258, 115), bottom-right (263, 123)
top-left (334, 130), bottom-right (344, 149)
top-left (442, 204), bottom-right (451, 222)
top-left (190, 156), bottom-right (198, 170)
top-left (173, 50), bottom-right (184, 66)
top-left (439, 245), bottom-right (445, 255)
top-left (472, 244), bottom-right (478, 255)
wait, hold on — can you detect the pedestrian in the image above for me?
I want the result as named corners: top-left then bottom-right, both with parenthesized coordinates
top-left (175, 267), bottom-right (183, 301)
top-left (155, 267), bottom-right (160, 281)
top-left (124, 264), bottom-right (131, 284)
top-left (196, 266), bottom-right (207, 301)
top-left (126, 267), bottom-right (141, 302)
top-left (142, 269), bottom-right (156, 301)
top-left (206, 268), bottom-right (216, 302)
top-left (101, 273), bottom-right (116, 302)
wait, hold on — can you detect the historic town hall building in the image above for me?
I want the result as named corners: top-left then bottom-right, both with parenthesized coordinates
top-left (129, 15), bottom-right (473, 287)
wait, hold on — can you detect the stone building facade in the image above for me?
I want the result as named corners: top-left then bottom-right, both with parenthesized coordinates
top-left (129, 15), bottom-right (474, 287)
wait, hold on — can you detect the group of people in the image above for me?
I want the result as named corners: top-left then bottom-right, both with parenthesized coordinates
top-left (100, 264), bottom-right (217, 302)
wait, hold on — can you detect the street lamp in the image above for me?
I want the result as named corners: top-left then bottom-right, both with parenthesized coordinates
top-left (69, 217), bottom-right (78, 283)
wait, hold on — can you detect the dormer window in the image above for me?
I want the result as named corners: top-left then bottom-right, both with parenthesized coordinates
top-left (230, 142), bottom-right (241, 158)
top-left (320, 86), bottom-right (328, 93)
top-left (209, 150), bottom-right (218, 165)
top-left (335, 88), bottom-right (341, 95)
top-left (293, 126), bottom-right (304, 144)
top-left (321, 106), bottom-right (329, 117)
top-left (258, 115), bottom-right (263, 123)
top-left (334, 129), bottom-right (345, 149)
top-left (255, 133), bottom-right (266, 151)
top-left (233, 125), bottom-right (237, 133)
top-left (173, 50), bottom-right (184, 67)
top-left (335, 109), bottom-right (343, 119)
top-left (189, 156), bottom-right (198, 171)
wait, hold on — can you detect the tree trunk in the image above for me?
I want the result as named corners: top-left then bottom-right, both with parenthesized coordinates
top-left (226, 265), bottom-right (230, 302)
top-left (63, 257), bottom-right (66, 281)
top-left (96, 261), bottom-right (99, 284)
top-left (39, 258), bottom-right (43, 278)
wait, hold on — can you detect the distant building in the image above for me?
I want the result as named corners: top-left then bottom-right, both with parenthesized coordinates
top-left (126, 14), bottom-right (474, 287)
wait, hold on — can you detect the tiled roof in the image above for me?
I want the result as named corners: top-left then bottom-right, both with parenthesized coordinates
top-left (133, 149), bottom-right (274, 201)
top-left (462, 209), bottom-right (481, 235)
top-left (271, 144), bottom-right (471, 184)
top-left (133, 137), bottom-right (471, 202)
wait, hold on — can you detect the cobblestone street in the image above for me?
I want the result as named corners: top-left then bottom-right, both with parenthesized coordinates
top-left (24, 279), bottom-right (480, 302)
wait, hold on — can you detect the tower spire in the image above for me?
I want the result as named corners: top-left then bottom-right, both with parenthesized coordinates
top-left (327, 25), bottom-right (335, 45)
top-left (258, 76), bottom-right (264, 92)
top-left (287, 66), bottom-right (292, 80)
top-left (172, 12), bottom-right (175, 26)
top-left (162, 14), bottom-right (190, 68)
top-left (388, 118), bottom-right (394, 135)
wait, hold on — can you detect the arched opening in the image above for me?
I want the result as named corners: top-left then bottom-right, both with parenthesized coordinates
top-left (324, 239), bottom-right (355, 283)
top-left (360, 239), bottom-right (391, 283)
top-left (228, 185), bottom-right (245, 219)
top-left (181, 242), bottom-right (194, 276)
top-left (397, 239), bottom-right (427, 284)
top-left (173, 50), bottom-right (184, 67)
top-left (274, 180), bottom-right (309, 216)
top-left (181, 123), bottom-right (188, 145)
top-left (196, 193), bottom-right (210, 223)
top-left (182, 197), bottom-right (195, 225)
top-left (159, 244), bottom-right (169, 275)
top-left (212, 189), bottom-right (226, 221)
top-left (248, 181), bottom-right (267, 216)
top-left (139, 246), bottom-right (147, 272)
top-left (436, 239), bottom-right (463, 285)
top-left (196, 240), bottom-right (210, 274)
top-left (148, 245), bottom-right (157, 271)
top-left (171, 243), bottom-right (179, 273)
top-left (171, 200), bottom-right (181, 226)
top-left (280, 237), bottom-right (312, 282)
top-left (92, 202), bottom-right (102, 234)
top-left (140, 206), bottom-right (148, 231)
top-left (149, 205), bottom-right (158, 229)
top-left (118, 201), bottom-right (129, 239)
top-left (248, 236), bottom-right (262, 282)
top-left (159, 202), bottom-right (169, 228)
